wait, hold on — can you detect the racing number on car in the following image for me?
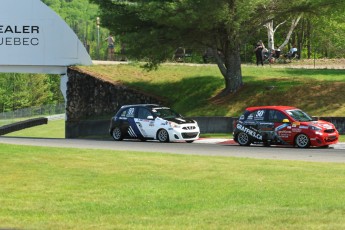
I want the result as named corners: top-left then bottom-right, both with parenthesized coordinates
top-left (256, 110), bottom-right (265, 118)
top-left (128, 108), bottom-right (135, 116)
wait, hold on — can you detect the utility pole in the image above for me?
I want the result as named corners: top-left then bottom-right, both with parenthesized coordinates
top-left (96, 17), bottom-right (100, 60)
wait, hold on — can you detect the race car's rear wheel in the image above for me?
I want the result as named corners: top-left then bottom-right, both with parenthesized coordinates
top-left (295, 134), bottom-right (310, 148)
top-left (157, 129), bottom-right (169, 142)
top-left (112, 127), bottom-right (123, 141)
top-left (263, 141), bottom-right (271, 147)
top-left (237, 132), bottom-right (251, 146)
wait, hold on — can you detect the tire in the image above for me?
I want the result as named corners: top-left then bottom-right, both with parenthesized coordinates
top-left (295, 134), bottom-right (310, 148)
top-left (111, 127), bottom-right (123, 141)
top-left (157, 129), bottom-right (169, 142)
top-left (237, 132), bottom-right (251, 146)
top-left (186, 140), bottom-right (194, 143)
top-left (263, 141), bottom-right (271, 147)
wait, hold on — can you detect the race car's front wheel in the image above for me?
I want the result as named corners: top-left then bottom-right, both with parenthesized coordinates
top-left (111, 127), bottom-right (123, 141)
top-left (157, 129), bottom-right (169, 142)
top-left (295, 134), bottom-right (310, 148)
top-left (237, 132), bottom-right (251, 146)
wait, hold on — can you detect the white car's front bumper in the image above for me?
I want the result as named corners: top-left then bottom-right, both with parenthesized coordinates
top-left (167, 124), bottom-right (200, 142)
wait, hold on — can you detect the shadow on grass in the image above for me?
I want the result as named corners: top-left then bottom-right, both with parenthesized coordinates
top-left (127, 74), bottom-right (345, 117)
top-left (83, 65), bottom-right (345, 116)
top-left (126, 75), bottom-right (223, 114)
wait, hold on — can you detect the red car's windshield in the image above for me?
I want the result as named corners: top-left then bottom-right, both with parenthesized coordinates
top-left (286, 109), bottom-right (313, 122)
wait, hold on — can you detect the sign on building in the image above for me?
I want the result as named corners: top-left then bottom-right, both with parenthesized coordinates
top-left (0, 0), bottom-right (92, 74)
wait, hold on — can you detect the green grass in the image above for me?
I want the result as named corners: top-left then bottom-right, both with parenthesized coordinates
top-left (1, 64), bottom-right (344, 229)
top-left (81, 64), bottom-right (345, 117)
top-left (0, 143), bottom-right (344, 229)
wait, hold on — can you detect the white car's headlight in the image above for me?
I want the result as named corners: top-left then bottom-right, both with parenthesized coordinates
top-left (192, 120), bottom-right (199, 127)
top-left (169, 121), bottom-right (181, 128)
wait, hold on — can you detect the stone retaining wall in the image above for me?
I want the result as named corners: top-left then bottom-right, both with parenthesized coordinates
top-left (66, 67), bottom-right (164, 138)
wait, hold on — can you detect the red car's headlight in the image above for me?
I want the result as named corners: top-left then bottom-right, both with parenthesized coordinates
top-left (309, 126), bottom-right (322, 131)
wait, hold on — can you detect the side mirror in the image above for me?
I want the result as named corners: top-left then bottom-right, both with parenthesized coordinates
top-left (312, 117), bottom-right (318, 121)
top-left (147, 115), bottom-right (154, 120)
top-left (282, 119), bottom-right (290, 123)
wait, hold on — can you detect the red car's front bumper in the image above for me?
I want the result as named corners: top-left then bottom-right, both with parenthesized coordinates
top-left (309, 131), bottom-right (339, 147)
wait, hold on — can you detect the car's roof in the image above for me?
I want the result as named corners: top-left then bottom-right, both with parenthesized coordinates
top-left (245, 105), bottom-right (298, 112)
top-left (120, 104), bottom-right (162, 109)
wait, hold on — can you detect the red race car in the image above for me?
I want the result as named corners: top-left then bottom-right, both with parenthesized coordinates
top-left (233, 106), bottom-right (339, 148)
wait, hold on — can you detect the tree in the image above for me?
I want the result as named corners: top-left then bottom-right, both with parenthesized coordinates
top-left (83, 1), bottom-right (345, 96)
top-left (0, 73), bottom-right (63, 112)
top-left (308, 7), bottom-right (345, 58)
top-left (42, 0), bottom-right (103, 59)
top-left (264, 0), bottom-right (345, 57)
top-left (264, 16), bottom-right (302, 51)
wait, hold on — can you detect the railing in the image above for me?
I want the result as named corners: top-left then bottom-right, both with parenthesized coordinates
top-left (0, 104), bottom-right (65, 125)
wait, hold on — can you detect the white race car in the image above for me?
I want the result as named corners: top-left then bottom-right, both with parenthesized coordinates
top-left (109, 104), bottom-right (200, 143)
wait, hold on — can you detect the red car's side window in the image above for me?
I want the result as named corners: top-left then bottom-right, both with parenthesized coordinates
top-left (247, 110), bottom-right (266, 121)
top-left (268, 110), bottom-right (288, 123)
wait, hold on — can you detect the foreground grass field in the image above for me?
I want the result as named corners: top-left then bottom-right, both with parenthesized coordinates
top-left (1, 63), bottom-right (344, 229)
top-left (0, 143), bottom-right (344, 229)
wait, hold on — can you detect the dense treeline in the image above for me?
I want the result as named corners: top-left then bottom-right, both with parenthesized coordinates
top-left (0, 73), bottom-right (63, 112)
top-left (44, 0), bottom-right (345, 61)
top-left (42, 0), bottom-right (110, 59)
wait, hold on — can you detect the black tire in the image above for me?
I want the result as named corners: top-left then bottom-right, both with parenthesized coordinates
top-left (157, 129), bottom-right (169, 142)
top-left (263, 141), bottom-right (271, 147)
top-left (111, 127), bottom-right (123, 141)
top-left (237, 132), bottom-right (251, 146)
top-left (186, 140), bottom-right (194, 143)
top-left (295, 134), bottom-right (310, 148)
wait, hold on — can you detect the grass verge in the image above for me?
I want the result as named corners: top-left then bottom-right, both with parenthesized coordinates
top-left (0, 144), bottom-right (344, 229)
top-left (80, 64), bottom-right (345, 117)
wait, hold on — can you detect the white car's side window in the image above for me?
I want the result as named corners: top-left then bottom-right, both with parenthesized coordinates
top-left (138, 108), bottom-right (152, 119)
top-left (126, 108), bottom-right (135, 117)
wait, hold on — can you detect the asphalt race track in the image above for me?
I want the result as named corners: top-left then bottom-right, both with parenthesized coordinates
top-left (1, 137), bottom-right (345, 163)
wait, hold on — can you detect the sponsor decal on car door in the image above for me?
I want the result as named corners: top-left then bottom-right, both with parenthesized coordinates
top-left (134, 118), bottom-right (156, 138)
top-left (122, 107), bottom-right (143, 139)
top-left (126, 117), bottom-right (145, 139)
top-left (274, 122), bottom-right (292, 144)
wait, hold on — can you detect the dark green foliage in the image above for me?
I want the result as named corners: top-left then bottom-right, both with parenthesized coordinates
top-left (0, 73), bottom-right (63, 113)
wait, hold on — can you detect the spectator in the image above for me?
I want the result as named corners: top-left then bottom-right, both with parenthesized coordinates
top-left (105, 34), bottom-right (115, 60)
top-left (287, 45), bottom-right (298, 59)
top-left (254, 41), bottom-right (264, 66)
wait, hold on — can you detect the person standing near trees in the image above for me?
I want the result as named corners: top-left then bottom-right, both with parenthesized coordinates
top-left (254, 40), bottom-right (265, 66)
top-left (105, 34), bottom-right (115, 60)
